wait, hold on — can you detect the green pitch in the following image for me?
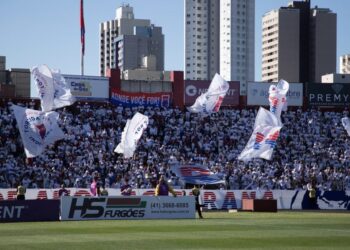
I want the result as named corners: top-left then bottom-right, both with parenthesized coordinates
top-left (0, 211), bottom-right (349, 250)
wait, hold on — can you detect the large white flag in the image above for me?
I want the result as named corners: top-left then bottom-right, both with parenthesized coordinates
top-left (269, 79), bottom-right (289, 121)
top-left (11, 105), bottom-right (65, 158)
top-left (238, 107), bottom-right (282, 162)
top-left (114, 112), bottom-right (149, 158)
top-left (342, 117), bottom-right (350, 136)
top-left (188, 73), bottom-right (229, 113)
top-left (32, 65), bottom-right (75, 112)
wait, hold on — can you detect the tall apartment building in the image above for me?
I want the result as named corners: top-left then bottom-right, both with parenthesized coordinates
top-left (340, 54), bottom-right (350, 74)
top-left (100, 4), bottom-right (163, 76)
top-left (262, 0), bottom-right (336, 83)
top-left (185, 0), bottom-right (255, 95)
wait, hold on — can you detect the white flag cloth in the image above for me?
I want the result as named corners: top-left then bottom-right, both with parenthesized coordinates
top-left (188, 73), bottom-right (229, 113)
top-left (32, 65), bottom-right (75, 112)
top-left (269, 79), bottom-right (289, 121)
top-left (342, 117), bottom-right (350, 136)
top-left (11, 104), bottom-right (65, 158)
top-left (114, 112), bottom-right (149, 158)
top-left (238, 107), bottom-right (282, 162)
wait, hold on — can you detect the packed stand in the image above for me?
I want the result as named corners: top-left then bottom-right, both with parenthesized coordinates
top-left (0, 99), bottom-right (349, 191)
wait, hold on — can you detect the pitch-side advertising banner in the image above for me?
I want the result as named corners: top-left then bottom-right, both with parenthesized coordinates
top-left (0, 189), bottom-right (349, 211)
top-left (111, 88), bottom-right (172, 108)
top-left (185, 80), bottom-right (239, 106)
top-left (247, 82), bottom-right (303, 106)
top-left (60, 196), bottom-right (195, 220)
top-left (63, 75), bottom-right (109, 99)
top-left (0, 200), bottom-right (59, 222)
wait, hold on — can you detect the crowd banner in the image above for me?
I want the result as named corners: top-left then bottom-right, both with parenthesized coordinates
top-left (60, 196), bottom-right (195, 220)
top-left (111, 88), bottom-right (172, 108)
top-left (0, 200), bottom-right (59, 222)
top-left (307, 83), bottom-right (350, 106)
top-left (0, 189), bottom-right (349, 211)
top-left (170, 165), bottom-right (225, 185)
top-left (63, 75), bottom-right (109, 100)
top-left (247, 82), bottom-right (303, 106)
top-left (185, 80), bottom-right (239, 106)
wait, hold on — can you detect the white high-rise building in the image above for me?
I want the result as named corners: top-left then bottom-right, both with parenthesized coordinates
top-left (185, 0), bottom-right (255, 95)
top-left (340, 54), bottom-right (350, 74)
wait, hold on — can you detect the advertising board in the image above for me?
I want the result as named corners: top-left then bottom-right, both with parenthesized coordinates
top-left (60, 196), bottom-right (195, 220)
top-left (307, 83), bottom-right (350, 106)
top-left (247, 82), bottom-right (303, 106)
top-left (63, 74), bottom-right (109, 100)
top-left (184, 80), bottom-right (239, 106)
top-left (110, 88), bottom-right (172, 108)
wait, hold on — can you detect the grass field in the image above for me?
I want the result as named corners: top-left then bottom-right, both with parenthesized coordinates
top-left (0, 211), bottom-right (349, 250)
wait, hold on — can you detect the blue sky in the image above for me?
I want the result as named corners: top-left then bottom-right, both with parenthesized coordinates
top-left (0, 0), bottom-right (349, 81)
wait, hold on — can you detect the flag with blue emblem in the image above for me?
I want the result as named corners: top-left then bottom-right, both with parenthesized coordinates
top-left (188, 73), bottom-right (229, 114)
top-left (268, 79), bottom-right (289, 122)
top-left (11, 105), bottom-right (65, 158)
top-left (170, 165), bottom-right (225, 185)
top-left (238, 107), bottom-right (282, 161)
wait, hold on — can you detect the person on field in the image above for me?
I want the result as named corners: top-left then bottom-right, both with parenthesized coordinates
top-left (155, 175), bottom-right (177, 197)
top-left (90, 176), bottom-right (101, 197)
top-left (16, 183), bottom-right (26, 200)
top-left (58, 184), bottom-right (69, 197)
top-left (192, 185), bottom-right (203, 219)
top-left (100, 185), bottom-right (109, 196)
top-left (121, 178), bottom-right (133, 196)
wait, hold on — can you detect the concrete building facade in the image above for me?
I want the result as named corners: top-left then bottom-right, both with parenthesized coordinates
top-left (262, 0), bottom-right (336, 83)
top-left (100, 4), bottom-right (163, 76)
top-left (185, 0), bottom-right (255, 95)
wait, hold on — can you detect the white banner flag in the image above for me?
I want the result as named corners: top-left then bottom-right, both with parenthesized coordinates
top-left (342, 117), bottom-right (350, 136)
top-left (32, 65), bottom-right (75, 112)
top-left (114, 112), bottom-right (149, 158)
top-left (188, 73), bottom-right (229, 113)
top-left (11, 105), bottom-right (65, 158)
top-left (238, 107), bottom-right (282, 161)
top-left (269, 79), bottom-right (289, 120)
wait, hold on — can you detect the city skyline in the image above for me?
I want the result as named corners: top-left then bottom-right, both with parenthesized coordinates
top-left (0, 0), bottom-right (349, 81)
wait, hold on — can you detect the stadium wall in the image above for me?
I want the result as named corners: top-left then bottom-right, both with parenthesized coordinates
top-left (0, 189), bottom-right (349, 210)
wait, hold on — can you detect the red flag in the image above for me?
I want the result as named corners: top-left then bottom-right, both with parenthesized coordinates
top-left (80, 0), bottom-right (85, 55)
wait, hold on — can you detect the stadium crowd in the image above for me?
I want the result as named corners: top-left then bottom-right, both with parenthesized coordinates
top-left (0, 99), bottom-right (349, 191)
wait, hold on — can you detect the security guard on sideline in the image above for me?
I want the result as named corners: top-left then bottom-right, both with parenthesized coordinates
top-left (17, 184), bottom-right (26, 200)
top-left (192, 185), bottom-right (203, 219)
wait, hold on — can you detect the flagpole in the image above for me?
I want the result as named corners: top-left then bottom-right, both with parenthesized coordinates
top-left (81, 51), bottom-right (84, 76)
top-left (80, 0), bottom-right (85, 76)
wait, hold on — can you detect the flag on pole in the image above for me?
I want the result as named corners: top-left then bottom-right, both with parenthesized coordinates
top-left (114, 112), bottom-right (149, 158)
top-left (342, 117), bottom-right (350, 136)
top-left (11, 105), bottom-right (65, 158)
top-left (80, 0), bottom-right (85, 56)
top-left (268, 79), bottom-right (289, 122)
top-left (238, 107), bottom-right (282, 162)
top-left (32, 65), bottom-right (75, 112)
top-left (188, 73), bottom-right (229, 114)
